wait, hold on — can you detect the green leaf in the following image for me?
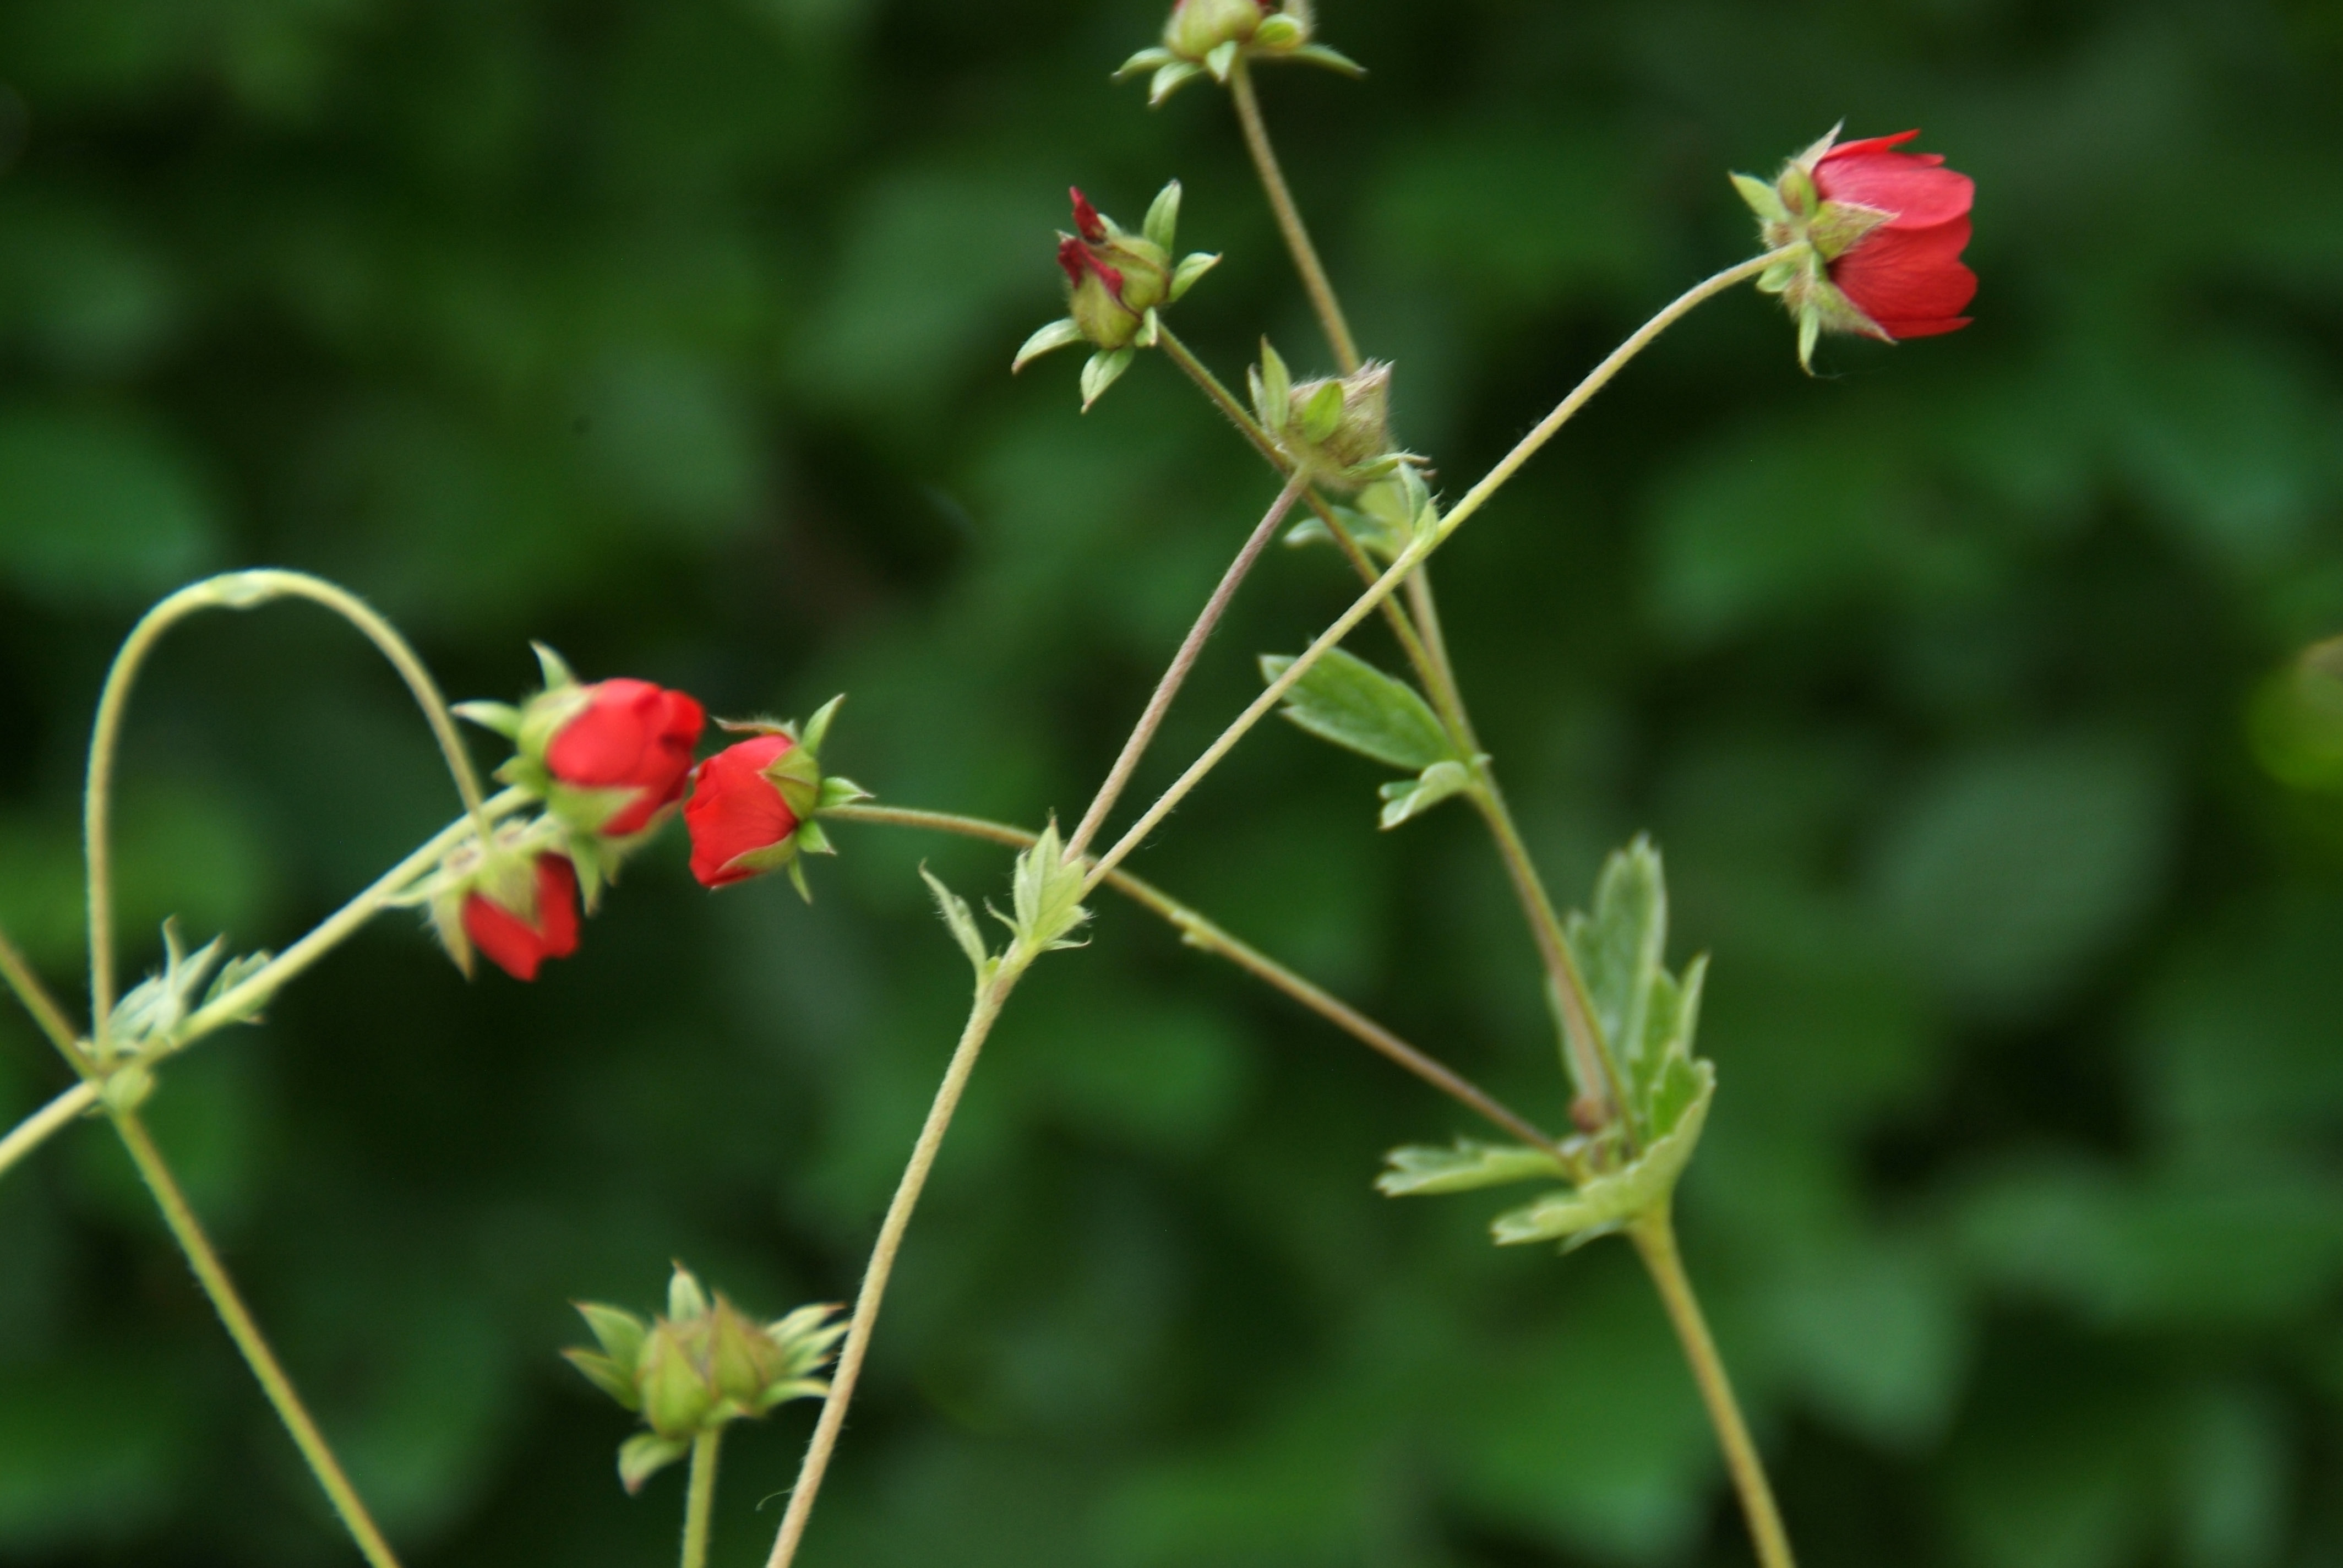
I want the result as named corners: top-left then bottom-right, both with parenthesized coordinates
top-left (1007, 820), bottom-right (1089, 954)
top-left (1143, 181), bottom-right (1182, 251)
top-left (1562, 837), bottom-right (1668, 1085)
top-left (922, 865), bottom-right (991, 977)
top-left (1260, 648), bottom-right (1456, 772)
top-left (1378, 758), bottom-right (1475, 829)
top-left (617, 1432), bottom-right (691, 1495)
top-left (1080, 348), bottom-right (1134, 411)
top-left (1012, 317), bottom-right (1085, 373)
top-left (1490, 1061), bottom-right (1715, 1248)
top-left (1378, 1140), bottom-right (1568, 1196)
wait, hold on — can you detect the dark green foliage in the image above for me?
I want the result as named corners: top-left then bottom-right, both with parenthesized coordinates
top-left (3, 1), bottom-right (2341, 1564)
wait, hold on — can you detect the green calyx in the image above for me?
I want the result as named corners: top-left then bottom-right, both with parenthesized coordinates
top-left (713, 695), bottom-right (870, 901)
top-left (1116, 2), bottom-right (1363, 105)
top-left (1014, 182), bottom-right (1220, 412)
top-left (564, 1264), bottom-right (847, 1494)
top-left (1250, 345), bottom-right (1416, 491)
top-left (1731, 127), bottom-right (1897, 371)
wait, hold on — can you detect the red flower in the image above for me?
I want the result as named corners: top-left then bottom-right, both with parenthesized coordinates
top-left (1811, 130), bottom-right (1975, 339)
top-left (545, 678), bottom-right (706, 835)
top-left (684, 734), bottom-right (802, 889)
top-left (464, 855), bottom-right (581, 981)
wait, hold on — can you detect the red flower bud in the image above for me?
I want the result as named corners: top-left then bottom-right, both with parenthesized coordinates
top-left (544, 679), bottom-right (707, 836)
top-left (462, 854), bottom-right (581, 981)
top-left (1069, 186), bottom-right (1108, 244)
top-left (1810, 130), bottom-right (1976, 340)
top-left (684, 734), bottom-right (803, 889)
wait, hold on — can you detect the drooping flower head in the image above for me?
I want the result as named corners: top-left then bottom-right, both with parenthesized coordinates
top-left (681, 696), bottom-right (863, 898)
top-left (544, 678), bottom-right (706, 836)
top-left (1736, 127), bottom-right (1975, 369)
top-left (462, 853), bottom-right (581, 982)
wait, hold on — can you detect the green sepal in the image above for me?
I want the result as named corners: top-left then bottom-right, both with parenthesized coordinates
top-left (794, 819), bottom-right (834, 857)
top-left (717, 837), bottom-right (802, 884)
top-left (1204, 38), bottom-right (1239, 81)
top-left (1134, 308), bottom-right (1161, 350)
top-left (1149, 59), bottom-right (1204, 105)
top-left (618, 1432), bottom-right (691, 1495)
top-left (1377, 1140), bottom-right (1570, 1196)
top-left (1808, 199), bottom-right (1893, 260)
top-left (1285, 43), bottom-right (1365, 76)
top-left (667, 1265), bottom-right (709, 1321)
top-left (1143, 181), bottom-right (1182, 251)
top-left (1730, 172), bottom-right (1789, 225)
top-left (1252, 13), bottom-right (1304, 48)
top-left (563, 1348), bottom-right (641, 1412)
top-left (1115, 46), bottom-right (1174, 79)
top-left (1252, 340), bottom-right (1293, 430)
top-left (1080, 349), bottom-right (1135, 411)
top-left (451, 700), bottom-right (522, 739)
top-left (1378, 758), bottom-right (1475, 829)
top-left (798, 694), bottom-right (845, 759)
top-left (530, 641), bottom-right (578, 690)
top-left (1489, 1061), bottom-right (1714, 1248)
top-left (763, 743), bottom-right (824, 820)
top-left (1168, 252), bottom-right (1220, 302)
top-left (815, 775), bottom-right (873, 810)
top-left (1260, 648), bottom-right (1457, 772)
top-left (787, 858), bottom-right (813, 903)
top-left (1299, 379), bottom-right (1347, 443)
top-left (756, 1377), bottom-right (831, 1413)
top-left (923, 864), bottom-right (994, 981)
top-left (1013, 317), bottom-right (1085, 373)
top-left (576, 1301), bottom-right (651, 1369)
top-left (638, 1324), bottom-right (716, 1439)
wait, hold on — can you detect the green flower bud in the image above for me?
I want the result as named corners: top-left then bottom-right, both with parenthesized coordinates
top-left (1165, 0), bottom-right (1269, 61)
top-left (1251, 348), bottom-right (1410, 492)
top-left (637, 1316), bottom-right (717, 1440)
top-left (1057, 189), bottom-right (1170, 352)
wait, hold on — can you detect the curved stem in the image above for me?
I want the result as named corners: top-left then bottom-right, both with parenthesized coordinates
top-left (765, 959), bottom-right (1031, 1568)
top-left (821, 803), bottom-right (1576, 1168)
top-left (1630, 1206), bottom-right (1796, 1568)
top-left (114, 1109), bottom-right (405, 1568)
top-left (1084, 250), bottom-right (1790, 890)
top-left (1229, 58), bottom-right (1359, 373)
top-left (1064, 473), bottom-right (1309, 862)
top-left (680, 1429), bottom-right (723, 1568)
top-left (85, 571), bottom-right (492, 1050)
top-left (0, 1081), bottom-right (97, 1185)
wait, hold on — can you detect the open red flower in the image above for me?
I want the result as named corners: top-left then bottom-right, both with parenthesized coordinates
top-left (1809, 130), bottom-right (1975, 339)
top-left (463, 854), bottom-right (581, 981)
top-left (684, 734), bottom-right (802, 889)
top-left (545, 678), bottom-right (706, 835)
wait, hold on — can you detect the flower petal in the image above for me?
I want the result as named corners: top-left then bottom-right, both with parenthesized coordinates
top-left (1828, 216), bottom-right (1976, 333)
top-left (1815, 137), bottom-right (1974, 229)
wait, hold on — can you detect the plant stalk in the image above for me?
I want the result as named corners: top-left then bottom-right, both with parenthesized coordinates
top-left (765, 957), bottom-right (1032, 1568)
top-left (1630, 1206), bottom-right (1796, 1568)
top-left (0, 1082), bottom-right (97, 1185)
top-left (1229, 58), bottom-right (1359, 373)
top-left (1064, 471), bottom-right (1310, 862)
top-left (821, 803), bottom-right (1577, 1170)
top-left (680, 1429), bottom-right (723, 1568)
top-left (113, 1109), bottom-right (405, 1568)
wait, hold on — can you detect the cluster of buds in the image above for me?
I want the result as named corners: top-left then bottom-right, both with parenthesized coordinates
top-left (92, 919), bottom-right (269, 1110)
top-left (1249, 342), bottom-right (1415, 492)
top-left (1117, 0), bottom-right (1361, 105)
top-left (1014, 185), bottom-right (1219, 410)
top-left (565, 1265), bottom-right (846, 1493)
top-left (1735, 126), bottom-right (1976, 369)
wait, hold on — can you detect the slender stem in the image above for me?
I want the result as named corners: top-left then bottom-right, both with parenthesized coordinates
top-left (821, 803), bottom-right (1577, 1169)
top-left (1085, 251), bottom-right (1791, 891)
top-left (680, 1429), bottom-right (723, 1568)
top-left (113, 1109), bottom-right (405, 1568)
top-left (0, 924), bottom-right (88, 1068)
top-left (86, 571), bottom-right (493, 1050)
top-left (1064, 473), bottom-right (1309, 862)
top-left (1630, 1207), bottom-right (1796, 1568)
top-left (0, 1081), bottom-right (97, 1184)
top-left (1229, 58), bottom-right (1359, 373)
top-left (174, 787), bottom-right (529, 1051)
top-left (766, 960), bottom-right (1031, 1568)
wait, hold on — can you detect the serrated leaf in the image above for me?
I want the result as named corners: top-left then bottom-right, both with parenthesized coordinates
top-left (1013, 317), bottom-right (1085, 374)
top-left (1260, 648), bottom-right (1456, 772)
top-left (1168, 251), bottom-right (1220, 303)
top-left (1378, 1140), bottom-right (1568, 1196)
top-left (1378, 758), bottom-right (1474, 828)
top-left (1009, 821), bottom-right (1089, 953)
top-left (922, 865), bottom-right (991, 976)
top-left (1080, 349), bottom-right (1135, 411)
top-left (1144, 181), bottom-right (1182, 251)
top-left (618, 1432), bottom-right (691, 1495)
top-left (1490, 1061), bottom-right (1715, 1247)
top-left (1561, 837), bottom-right (1666, 1089)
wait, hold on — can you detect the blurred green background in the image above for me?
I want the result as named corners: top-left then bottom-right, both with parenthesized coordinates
top-left (5, 0), bottom-right (2343, 1563)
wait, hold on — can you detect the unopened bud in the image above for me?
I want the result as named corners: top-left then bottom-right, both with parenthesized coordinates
top-left (1165, 0), bottom-right (1270, 60)
top-left (1252, 348), bottom-right (1408, 491)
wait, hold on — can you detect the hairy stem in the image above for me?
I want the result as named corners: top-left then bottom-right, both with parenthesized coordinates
top-left (114, 1109), bottom-right (405, 1568)
top-left (1085, 250), bottom-right (1791, 890)
top-left (1229, 58), bottom-right (1359, 373)
top-left (680, 1429), bottom-right (723, 1568)
top-left (0, 924), bottom-right (86, 1065)
top-left (1630, 1206), bottom-right (1797, 1568)
top-left (766, 959), bottom-right (1031, 1568)
top-left (822, 803), bottom-right (1577, 1168)
top-left (0, 1082), bottom-right (97, 1185)
top-left (1064, 471), bottom-right (1310, 862)
top-left (86, 571), bottom-right (493, 1050)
